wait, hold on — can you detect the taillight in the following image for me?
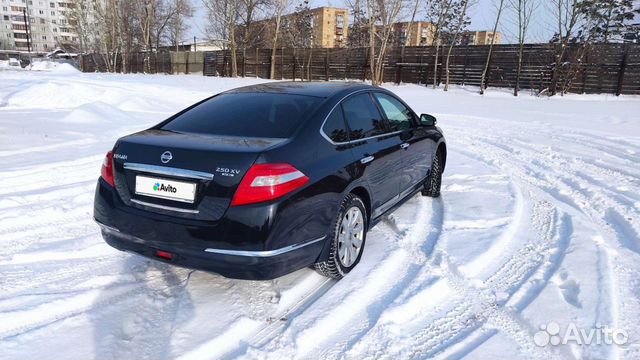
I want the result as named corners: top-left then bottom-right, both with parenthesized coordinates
top-left (231, 163), bottom-right (309, 206)
top-left (101, 150), bottom-right (115, 187)
top-left (155, 250), bottom-right (174, 260)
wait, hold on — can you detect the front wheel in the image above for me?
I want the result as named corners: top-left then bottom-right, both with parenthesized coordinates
top-left (422, 150), bottom-right (443, 197)
top-left (314, 194), bottom-right (367, 279)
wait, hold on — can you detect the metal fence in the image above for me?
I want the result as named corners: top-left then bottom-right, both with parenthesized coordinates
top-left (203, 43), bottom-right (640, 95)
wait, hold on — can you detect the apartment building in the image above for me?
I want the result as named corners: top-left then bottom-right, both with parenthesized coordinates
top-left (460, 31), bottom-right (502, 46)
top-left (0, 0), bottom-right (78, 52)
top-left (390, 21), bottom-right (436, 46)
top-left (309, 7), bottom-right (348, 48)
top-left (249, 6), bottom-right (349, 48)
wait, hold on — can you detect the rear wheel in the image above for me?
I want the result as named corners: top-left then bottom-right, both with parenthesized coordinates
top-left (422, 150), bottom-right (443, 197)
top-left (315, 194), bottom-right (367, 279)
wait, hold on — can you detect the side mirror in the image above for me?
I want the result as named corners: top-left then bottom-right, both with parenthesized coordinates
top-left (420, 114), bottom-right (437, 127)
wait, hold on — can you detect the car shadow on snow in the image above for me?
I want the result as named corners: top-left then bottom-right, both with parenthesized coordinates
top-left (91, 254), bottom-right (196, 359)
top-left (90, 251), bottom-right (301, 359)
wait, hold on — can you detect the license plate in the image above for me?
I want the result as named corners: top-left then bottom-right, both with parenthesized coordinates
top-left (135, 175), bottom-right (196, 203)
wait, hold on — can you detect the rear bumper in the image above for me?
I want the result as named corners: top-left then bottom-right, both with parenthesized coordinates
top-left (93, 178), bottom-right (327, 280)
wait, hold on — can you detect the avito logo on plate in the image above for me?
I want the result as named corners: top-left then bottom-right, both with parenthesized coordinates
top-left (153, 182), bottom-right (177, 193)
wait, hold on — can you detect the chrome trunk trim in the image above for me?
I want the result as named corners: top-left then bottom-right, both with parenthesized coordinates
top-left (204, 236), bottom-right (326, 257)
top-left (124, 162), bottom-right (214, 180)
top-left (130, 198), bottom-right (200, 214)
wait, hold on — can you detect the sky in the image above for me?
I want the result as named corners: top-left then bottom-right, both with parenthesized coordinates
top-left (186, 0), bottom-right (636, 45)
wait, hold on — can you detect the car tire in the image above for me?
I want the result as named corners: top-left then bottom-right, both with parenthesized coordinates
top-left (422, 150), bottom-right (443, 198)
top-left (314, 194), bottom-right (368, 279)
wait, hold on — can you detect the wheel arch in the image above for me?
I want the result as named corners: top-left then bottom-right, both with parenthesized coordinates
top-left (436, 141), bottom-right (447, 172)
top-left (349, 186), bottom-right (371, 224)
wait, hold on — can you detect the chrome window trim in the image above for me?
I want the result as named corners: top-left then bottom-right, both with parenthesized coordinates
top-left (319, 89), bottom-right (403, 146)
top-left (130, 198), bottom-right (200, 214)
top-left (204, 236), bottom-right (326, 257)
top-left (124, 162), bottom-right (214, 181)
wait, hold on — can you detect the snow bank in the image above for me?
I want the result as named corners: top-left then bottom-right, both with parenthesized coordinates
top-left (0, 59), bottom-right (22, 71)
top-left (29, 60), bottom-right (80, 73)
top-left (60, 101), bottom-right (131, 125)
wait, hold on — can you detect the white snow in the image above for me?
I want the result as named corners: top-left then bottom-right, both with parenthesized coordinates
top-left (28, 60), bottom-right (80, 73)
top-left (1, 71), bottom-right (639, 360)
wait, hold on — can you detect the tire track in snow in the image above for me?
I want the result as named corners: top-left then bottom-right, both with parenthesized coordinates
top-left (236, 197), bottom-right (444, 360)
top-left (446, 122), bottom-right (638, 359)
top-left (346, 181), bottom-right (572, 359)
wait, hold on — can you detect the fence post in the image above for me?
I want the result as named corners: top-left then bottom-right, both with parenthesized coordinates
top-left (363, 47), bottom-right (369, 81)
top-left (462, 52), bottom-right (468, 86)
top-left (241, 49), bottom-right (246, 77)
top-left (279, 48), bottom-right (284, 79)
top-left (186, 51), bottom-right (190, 74)
top-left (325, 48), bottom-right (330, 81)
top-left (485, 49), bottom-right (493, 89)
top-left (292, 48), bottom-right (297, 81)
top-left (581, 51), bottom-right (589, 94)
top-left (255, 48), bottom-right (259, 77)
top-left (436, 48), bottom-right (444, 86)
top-left (615, 44), bottom-right (629, 96)
top-left (396, 47), bottom-right (403, 85)
top-left (344, 48), bottom-right (349, 80)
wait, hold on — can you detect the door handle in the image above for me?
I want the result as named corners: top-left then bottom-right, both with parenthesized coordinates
top-left (400, 143), bottom-right (410, 150)
top-left (360, 155), bottom-right (375, 164)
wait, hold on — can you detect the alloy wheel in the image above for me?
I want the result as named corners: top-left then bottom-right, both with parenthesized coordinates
top-left (337, 206), bottom-right (365, 267)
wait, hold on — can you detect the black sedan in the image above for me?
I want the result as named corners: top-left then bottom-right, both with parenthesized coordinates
top-left (94, 82), bottom-right (446, 280)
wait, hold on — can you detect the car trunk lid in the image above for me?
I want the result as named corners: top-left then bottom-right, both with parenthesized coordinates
top-left (112, 129), bottom-right (285, 221)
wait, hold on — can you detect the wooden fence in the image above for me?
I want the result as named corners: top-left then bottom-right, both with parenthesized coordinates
top-left (81, 52), bottom-right (174, 74)
top-left (204, 43), bottom-right (640, 95)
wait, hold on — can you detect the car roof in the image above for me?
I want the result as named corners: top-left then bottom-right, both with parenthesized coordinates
top-left (224, 81), bottom-right (377, 98)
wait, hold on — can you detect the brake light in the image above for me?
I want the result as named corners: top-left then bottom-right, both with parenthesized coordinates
top-left (101, 151), bottom-right (115, 187)
top-left (231, 163), bottom-right (309, 206)
top-left (155, 250), bottom-right (174, 260)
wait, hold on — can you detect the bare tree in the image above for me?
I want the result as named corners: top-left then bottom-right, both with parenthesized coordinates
top-left (346, 0), bottom-right (371, 48)
top-left (444, 0), bottom-right (472, 91)
top-left (404, 0), bottom-right (423, 46)
top-left (172, 0), bottom-right (193, 52)
top-left (70, 0), bottom-right (183, 73)
top-left (237, 0), bottom-right (269, 49)
top-left (268, 0), bottom-right (290, 79)
top-left (509, 0), bottom-right (538, 96)
top-left (152, 2), bottom-right (178, 50)
top-left (204, 0), bottom-right (239, 76)
top-left (366, 0), bottom-right (407, 85)
top-left (547, 0), bottom-right (584, 95)
top-left (426, 0), bottom-right (455, 88)
top-left (479, 0), bottom-right (506, 95)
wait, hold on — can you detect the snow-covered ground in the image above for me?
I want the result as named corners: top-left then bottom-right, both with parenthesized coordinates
top-left (1, 69), bottom-right (639, 360)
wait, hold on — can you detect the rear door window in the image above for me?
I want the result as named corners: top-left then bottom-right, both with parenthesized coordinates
top-left (341, 93), bottom-right (386, 140)
top-left (162, 92), bottom-right (322, 138)
top-left (373, 92), bottom-right (415, 131)
top-left (322, 107), bottom-right (350, 143)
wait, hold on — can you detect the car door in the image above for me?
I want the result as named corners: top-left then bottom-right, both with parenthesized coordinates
top-left (340, 92), bottom-right (404, 218)
top-left (372, 92), bottom-right (435, 198)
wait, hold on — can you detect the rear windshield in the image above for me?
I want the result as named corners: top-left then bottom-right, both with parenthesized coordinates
top-left (162, 92), bottom-right (322, 138)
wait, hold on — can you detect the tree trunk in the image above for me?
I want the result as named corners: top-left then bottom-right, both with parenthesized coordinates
top-left (270, 9), bottom-right (283, 80)
top-left (405, 0), bottom-right (421, 47)
top-left (367, 0), bottom-right (376, 84)
top-left (432, 0), bottom-right (453, 89)
top-left (514, 42), bottom-right (524, 96)
top-left (479, 0), bottom-right (505, 95)
top-left (444, 0), bottom-right (469, 91)
top-left (229, 0), bottom-right (238, 77)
